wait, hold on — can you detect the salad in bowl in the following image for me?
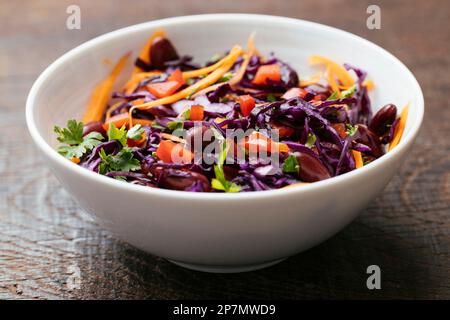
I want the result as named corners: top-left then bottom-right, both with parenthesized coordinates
top-left (54, 30), bottom-right (409, 193)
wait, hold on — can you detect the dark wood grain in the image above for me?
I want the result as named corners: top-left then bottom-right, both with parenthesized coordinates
top-left (0, 0), bottom-right (449, 299)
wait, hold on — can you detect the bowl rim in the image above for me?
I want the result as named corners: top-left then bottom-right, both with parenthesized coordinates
top-left (26, 13), bottom-right (424, 200)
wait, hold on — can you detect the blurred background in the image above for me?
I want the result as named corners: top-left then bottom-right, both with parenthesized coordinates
top-left (0, 0), bottom-right (449, 299)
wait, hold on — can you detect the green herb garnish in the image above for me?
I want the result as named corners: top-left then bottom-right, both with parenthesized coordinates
top-left (305, 133), bottom-right (317, 148)
top-left (98, 147), bottom-right (141, 178)
top-left (266, 93), bottom-right (277, 102)
top-left (126, 124), bottom-right (145, 141)
top-left (211, 141), bottom-right (241, 193)
top-left (346, 123), bottom-right (358, 136)
top-left (54, 119), bottom-right (103, 159)
top-left (167, 121), bottom-right (184, 131)
top-left (219, 72), bottom-right (233, 82)
top-left (107, 123), bottom-right (127, 147)
top-left (282, 154), bottom-right (300, 175)
top-left (341, 85), bottom-right (356, 98)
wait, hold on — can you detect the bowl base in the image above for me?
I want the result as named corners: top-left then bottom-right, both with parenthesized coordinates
top-left (168, 257), bottom-right (287, 273)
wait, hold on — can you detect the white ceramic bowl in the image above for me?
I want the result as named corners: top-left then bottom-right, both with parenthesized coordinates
top-left (26, 14), bottom-right (424, 273)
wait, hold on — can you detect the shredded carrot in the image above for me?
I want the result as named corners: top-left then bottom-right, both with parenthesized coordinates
top-left (299, 73), bottom-right (322, 87)
top-left (283, 182), bottom-right (309, 189)
top-left (326, 66), bottom-right (341, 97)
top-left (363, 79), bottom-right (375, 90)
top-left (70, 157), bottom-right (81, 164)
top-left (132, 29), bottom-right (166, 74)
top-left (128, 45), bottom-right (243, 126)
top-left (191, 33), bottom-right (255, 98)
top-left (388, 103), bottom-right (409, 151)
top-left (105, 101), bottom-right (125, 121)
top-left (82, 52), bottom-right (130, 123)
top-left (309, 55), bottom-right (355, 88)
top-left (352, 150), bottom-right (363, 168)
top-left (103, 112), bottom-right (153, 130)
top-left (182, 54), bottom-right (233, 79)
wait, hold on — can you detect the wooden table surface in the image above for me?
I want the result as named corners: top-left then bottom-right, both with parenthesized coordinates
top-left (1, 0), bottom-right (449, 300)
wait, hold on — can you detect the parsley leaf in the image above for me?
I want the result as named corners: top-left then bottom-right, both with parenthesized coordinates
top-left (107, 123), bottom-right (127, 146)
top-left (180, 108), bottom-right (191, 120)
top-left (219, 72), bottom-right (233, 82)
top-left (54, 119), bottom-right (84, 145)
top-left (341, 85), bottom-right (356, 98)
top-left (346, 123), bottom-right (358, 136)
top-left (282, 154), bottom-right (300, 175)
top-left (54, 120), bottom-right (103, 159)
top-left (305, 133), bottom-right (317, 148)
top-left (127, 124), bottom-right (145, 141)
top-left (327, 91), bottom-right (339, 100)
top-left (266, 93), bottom-right (277, 102)
top-left (98, 147), bottom-right (141, 177)
top-left (167, 121), bottom-right (184, 131)
top-left (211, 141), bottom-right (241, 193)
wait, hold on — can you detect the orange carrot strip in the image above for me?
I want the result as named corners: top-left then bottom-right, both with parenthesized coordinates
top-left (105, 101), bottom-right (125, 121)
top-left (82, 52), bottom-right (130, 123)
top-left (191, 33), bottom-right (255, 97)
top-left (299, 73), bottom-right (322, 87)
top-left (326, 66), bottom-right (341, 97)
top-left (102, 112), bottom-right (153, 130)
top-left (352, 150), bottom-right (363, 168)
top-left (363, 79), bottom-right (375, 90)
top-left (70, 157), bottom-right (81, 164)
top-left (283, 182), bottom-right (309, 189)
top-left (388, 103), bottom-right (409, 151)
top-left (182, 55), bottom-right (231, 79)
top-left (128, 45), bottom-right (242, 126)
top-left (309, 55), bottom-right (355, 87)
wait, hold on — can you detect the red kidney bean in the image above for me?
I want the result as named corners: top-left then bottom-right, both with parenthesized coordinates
top-left (150, 37), bottom-right (179, 70)
top-left (150, 167), bottom-right (211, 192)
top-left (356, 125), bottom-right (384, 158)
top-left (83, 121), bottom-right (106, 136)
top-left (369, 104), bottom-right (397, 136)
top-left (296, 152), bottom-right (331, 182)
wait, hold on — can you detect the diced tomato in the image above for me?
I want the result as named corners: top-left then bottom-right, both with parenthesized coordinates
top-left (156, 140), bottom-right (193, 164)
top-left (102, 113), bottom-right (129, 131)
top-left (168, 68), bottom-right (185, 85)
top-left (127, 135), bottom-right (146, 147)
top-left (282, 87), bottom-right (308, 100)
top-left (271, 123), bottom-right (295, 138)
top-left (240, 131), bottom-right (290, 154)
top-left (190, 104), bottom-right (204, 121)
top-left (312, 95), bottom-right (322, 102)
top-left (252, 64), bottom-right (281, 85)
top-left (332, 123), bottom-right (348, 138)
top-left (238, 95), bottom-right (256, 117)
top-left (146, 80), bottom-right (182, 98)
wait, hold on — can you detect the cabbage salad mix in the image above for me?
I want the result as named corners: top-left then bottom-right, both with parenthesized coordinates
top-left (54, 30), bottom-right (409, 192)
